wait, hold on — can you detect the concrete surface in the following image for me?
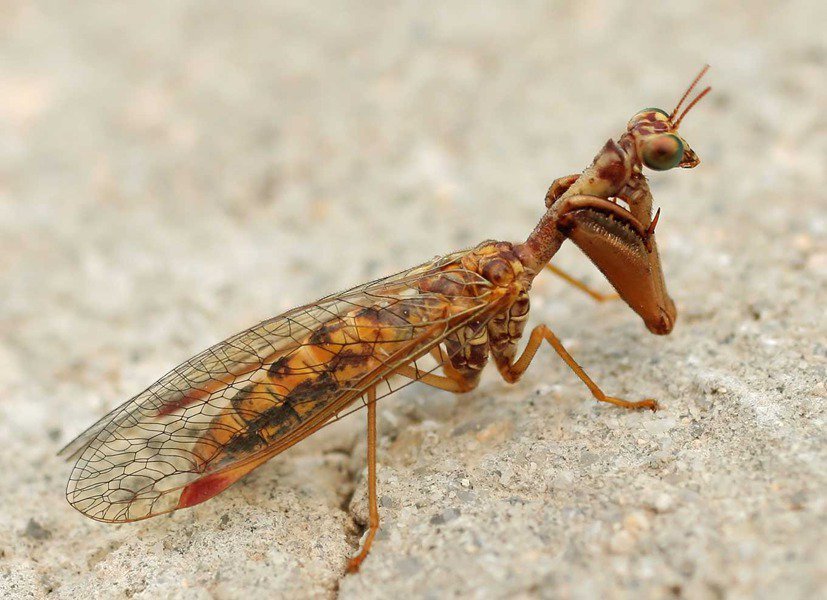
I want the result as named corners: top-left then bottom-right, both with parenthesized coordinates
top-left (1, 1), bottom-right (825, 598)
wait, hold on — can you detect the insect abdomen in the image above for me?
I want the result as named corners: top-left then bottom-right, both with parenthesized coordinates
top-left (191, 299), bottom-right (449, 467)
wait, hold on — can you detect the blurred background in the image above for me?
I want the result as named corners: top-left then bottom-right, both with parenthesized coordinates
top-left (1, 1), bottom-right (824, 598)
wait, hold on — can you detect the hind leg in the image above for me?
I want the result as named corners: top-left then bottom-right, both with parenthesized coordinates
top-left (347, 386), bottom-right (380, 573)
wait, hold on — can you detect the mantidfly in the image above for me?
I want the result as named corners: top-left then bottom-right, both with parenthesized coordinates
top-left (61, 67), bottom-right (711, 572)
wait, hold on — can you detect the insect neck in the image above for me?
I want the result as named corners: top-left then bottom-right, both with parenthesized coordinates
top-left (515, 207), bottom-right (567, 276)
top-left (516, 138), bottom-right (632, 276)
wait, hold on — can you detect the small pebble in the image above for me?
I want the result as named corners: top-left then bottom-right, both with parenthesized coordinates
top-left (654, 493), bottom-right (674, 513)
top-left (623, 511), bottom-right (651, 533)
top-left (609, 530), bottom-right (636, 554)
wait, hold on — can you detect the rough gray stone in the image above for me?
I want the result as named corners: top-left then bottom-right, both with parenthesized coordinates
top-left (1, 1), bottom-right (824, 599)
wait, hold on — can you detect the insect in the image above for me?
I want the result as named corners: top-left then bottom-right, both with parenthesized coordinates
top-left (61, 67), bottom-right (710, 573)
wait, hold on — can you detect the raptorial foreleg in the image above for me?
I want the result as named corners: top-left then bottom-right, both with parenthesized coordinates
top-left (544, 173), bottom-right (580, 208)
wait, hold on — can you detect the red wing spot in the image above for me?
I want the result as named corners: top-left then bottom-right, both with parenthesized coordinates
top-left (177, 471), bottom-right (238, 509)
top-left (176, 454), bottom-right (270, 510)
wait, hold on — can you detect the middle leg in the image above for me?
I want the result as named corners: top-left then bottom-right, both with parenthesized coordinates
top-left (495, 324), bottom-right (657, 410)
top-left (544, 263), bottom-right (620, 302)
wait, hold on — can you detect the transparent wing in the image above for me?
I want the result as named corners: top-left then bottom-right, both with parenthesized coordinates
top-left (62, 251), bottom-right (508, 522)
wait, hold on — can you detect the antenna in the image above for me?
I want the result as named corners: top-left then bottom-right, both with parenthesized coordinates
top-left (670, 65), bottom-right (711, 125)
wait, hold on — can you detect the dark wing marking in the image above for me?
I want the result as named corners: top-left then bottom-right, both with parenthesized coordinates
top-left (62, 251), bottom-right (508, 522)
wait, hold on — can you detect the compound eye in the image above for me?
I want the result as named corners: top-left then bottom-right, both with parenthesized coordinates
top-left (642, 134), bottom-right (684, 171)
